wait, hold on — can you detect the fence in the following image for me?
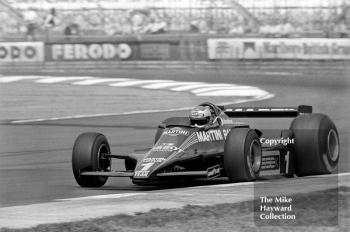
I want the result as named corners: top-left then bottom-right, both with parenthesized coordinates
top-left (1, 0), bottom-right (349, 38)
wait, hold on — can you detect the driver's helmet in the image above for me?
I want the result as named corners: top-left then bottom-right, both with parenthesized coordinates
top-left (189, 106), bottom-right (212, 126)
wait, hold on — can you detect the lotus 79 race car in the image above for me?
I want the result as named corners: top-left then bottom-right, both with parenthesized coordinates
top-left (72, 102), bottom-right (339, 187)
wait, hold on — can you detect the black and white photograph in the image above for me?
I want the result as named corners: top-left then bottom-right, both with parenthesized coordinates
top-left (0, 0), bottom-right (349, 231)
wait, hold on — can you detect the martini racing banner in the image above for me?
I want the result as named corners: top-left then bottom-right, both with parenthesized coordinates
top-left (208, 38), bottom-right (350, 60)
top-left (0, 42), bottom-right (44, 62)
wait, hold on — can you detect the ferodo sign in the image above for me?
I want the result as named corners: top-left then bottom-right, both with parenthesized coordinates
top-left (0, 42), bottom-right (44, 62)
top-left (47, 43), bottom-right (132, 61)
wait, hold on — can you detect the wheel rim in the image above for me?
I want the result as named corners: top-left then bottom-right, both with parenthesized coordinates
top-left (327, 129), bottom-right (339, 162)
top-left (97, 144), bottom-right (111, 171)
top-left (249, 140), bottom-right (262, 173)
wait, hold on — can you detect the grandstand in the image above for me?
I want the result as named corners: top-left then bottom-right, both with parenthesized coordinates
top-left (0, 0), bottom-right (349, 40)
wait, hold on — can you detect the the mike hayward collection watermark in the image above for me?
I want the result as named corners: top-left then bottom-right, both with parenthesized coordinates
top-left (258, 196), bottom-right (296, 220)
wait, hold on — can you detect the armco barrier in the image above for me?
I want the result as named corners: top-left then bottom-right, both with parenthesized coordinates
top-left (0, 42), bottom-right (44, 62)
top-left (207, 38), bottom-right (350, 60)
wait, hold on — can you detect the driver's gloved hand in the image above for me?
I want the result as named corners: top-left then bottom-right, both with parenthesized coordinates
top-left (203, 125), bottom-right (211, 131)
top-left (203, 124), bottom-right (219, 131)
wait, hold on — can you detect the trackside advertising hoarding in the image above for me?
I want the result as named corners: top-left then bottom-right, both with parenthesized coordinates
top-left (208, 38), bottom-right (350, 60)
top-left (45, 41), bottom-right (182, 61)
top-left (45, 43), bottom-right (133, 61)
top-left (0, 42), bottom-right (44, 62)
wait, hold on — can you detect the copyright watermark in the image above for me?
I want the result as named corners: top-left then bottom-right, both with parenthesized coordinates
top-left (260, 137), bottom-right (294, 146)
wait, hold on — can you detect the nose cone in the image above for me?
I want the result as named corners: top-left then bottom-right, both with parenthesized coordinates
top-left (133, 127), bottom-right (192, 178)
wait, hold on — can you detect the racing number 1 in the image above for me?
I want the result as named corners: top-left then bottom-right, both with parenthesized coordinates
top-left (285, 152), bottom-right (290, 173)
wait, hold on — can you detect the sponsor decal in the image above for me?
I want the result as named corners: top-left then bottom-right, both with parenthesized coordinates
top-left (152, 143), bottom-right (184, 152)
top-left (49, 43), bottom-right (132, 61)
top-left (142, 157), bottom-right (166, 163)
top-left (0, 42), bottom-right (44, 62)
top-left (164, 127), bottom-right (189, 136)
top-left (196, 130), bottom-right (222, 142)
top-left (222, 129), bottom-right (231, 139)
top-left (134, 170), bottom-right (150, 177)
top-left (196, 129), bottom-right (231, 142)
top-left (260, 137), bottom-right (294, 146)
top-left (261, 155), bottom-right (280, 170)
top-left (208, 38), bottom-right (350, 60)
top-left (207, 165), bottom-right (221, 178)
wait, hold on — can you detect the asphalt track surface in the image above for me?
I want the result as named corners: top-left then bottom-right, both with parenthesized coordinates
top-left (0, 61), bottom-right (349, 227)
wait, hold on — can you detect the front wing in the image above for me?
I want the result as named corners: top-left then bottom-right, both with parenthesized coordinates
top-left (80, 170), bottom-right (219, 178)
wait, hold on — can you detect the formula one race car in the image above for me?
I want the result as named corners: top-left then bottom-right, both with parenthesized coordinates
top-left (72, 102), bottom-right (340, 187)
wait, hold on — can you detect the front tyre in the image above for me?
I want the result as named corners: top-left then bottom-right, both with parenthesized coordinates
top-left (72, 132), bottom-right (111, 187)
top-left (224, 128), bottom-right (262, 182)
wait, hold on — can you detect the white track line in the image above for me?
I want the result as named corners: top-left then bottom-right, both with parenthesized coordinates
top-left (140, 81), bottom-right (201, 89)
top-left (196, 172), bottom-right (350, 188)
top-left (36, 77), bottom-right (92, 83)
top-left (57, 193), bottom-right (146, 201)
top-left (195, 181), bottom-right (256, 189)
top-left (170, 83), bottom-right (231, 91)
top-left (191, 86), bottom-right (246, 94)
top-left (141, 81), bottom-right (204, 89)
top-left (308, 172), bottom-right (350, 178)
top-left (72, 78), bottom-right (132, 85)
top-left (58, 182), bottom-right (257, 201)
top-left (109, 79), bottom-right (173, 87)
top-left (0, 76), bottom-right (41, 83)
top-left (196, 88), bottom-right (269, 97)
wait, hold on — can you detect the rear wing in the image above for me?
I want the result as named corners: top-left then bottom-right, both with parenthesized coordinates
top-left (220, 105), bottom-right (312, 118)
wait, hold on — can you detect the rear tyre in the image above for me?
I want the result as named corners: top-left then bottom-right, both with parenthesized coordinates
top-left (290, 114), bottom-right (339, 176)
top-left (224, 128), bottom-right (262, 182)
top-left (72, 132), bottom-right (111, 187)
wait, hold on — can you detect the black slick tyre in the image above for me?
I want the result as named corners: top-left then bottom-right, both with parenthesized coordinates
top-left (224, 128), bottom-right (262, 182)
top-left (72, 132), bottom-right (111, 187)
top-left (290, 114), bottom-right (339, 176)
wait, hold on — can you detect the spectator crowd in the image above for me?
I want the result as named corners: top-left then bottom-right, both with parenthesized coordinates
top-left (0, 0), bottom-right (349, 39)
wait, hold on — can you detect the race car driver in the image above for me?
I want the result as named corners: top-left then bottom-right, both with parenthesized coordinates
top-left (189, 106), bottom-right (220, 129)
